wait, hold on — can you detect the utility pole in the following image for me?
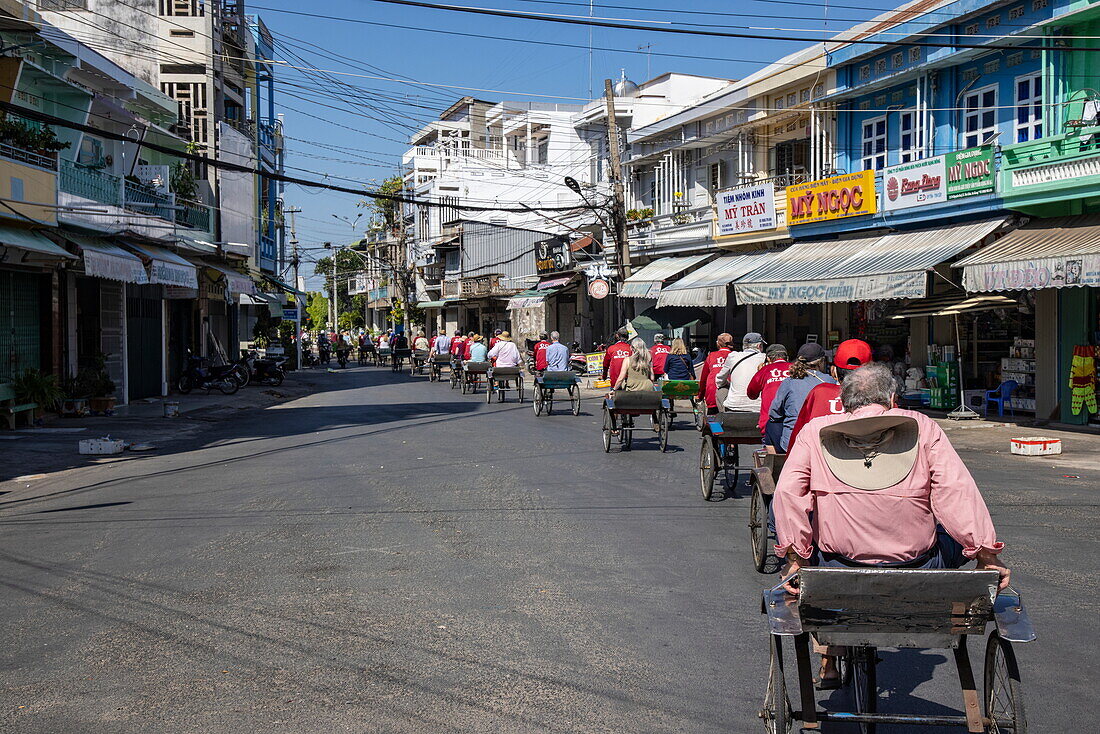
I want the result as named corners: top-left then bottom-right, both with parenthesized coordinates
top-left (603, 78), bottom-right (630, 283)
top-left (285, 205), bottom-right (302, 370)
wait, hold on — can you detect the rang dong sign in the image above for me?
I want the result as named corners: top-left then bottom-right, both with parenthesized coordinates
top-left (883, 157), bottom-right (946, 211)
top-left (716, 182), bottom-right (776, 235)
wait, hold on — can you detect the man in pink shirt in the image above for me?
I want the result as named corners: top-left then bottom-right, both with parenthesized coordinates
top-left (773, 363), bottom-right (1009, 686)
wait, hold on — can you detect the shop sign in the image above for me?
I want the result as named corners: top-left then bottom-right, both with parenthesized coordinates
top-left (962, 253), bottom-right (1100, 292)
top-left (786, 170), bottom-right (877, 225)
top-left (534, 236), bottom-right (572, 275)
top-left (882, 157), bottom-right (946, 211)
top-left (734, 270), bottom-right (927, 304)
top-left (165, 286), bottom-right (197, 299)
top-left (945, 145), bottom-right (995, 198)
top-left (282, 306), bottom-right (299, 321)
top-left (715, 182), bottom-right (776, 235)
top-left (588, 278), bottom-right (610, 299)
top-left (584, 352), bottom-right (604, 376)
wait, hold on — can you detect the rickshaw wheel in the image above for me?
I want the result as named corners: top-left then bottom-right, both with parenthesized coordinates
top-left (762, 637), bottom-right (792, 734)
top-left (517, 377), bottom-right (524, 402)
top-left (486, 381), bottom-right (494, 404)
top-left (750, 483), bottom-right (770, 573)
top-left (620, 416), bottom-right (633, 451)
top-left (699, 438), bottom-right (717, 500)
top-left (602, 407), bottom-right (613, 452)
top-left (428, 366), bottom-right (436, 382)
top-left (570, 386), bottom-right (581, 416)
top-left (985, 631), bottom-right (1026, 734)
top-left (850, 647), bottom-right (878, 734)
top-left (533, 385), bottom-right (543, 416)
top-left (658, 412), bottom-right (670, 452)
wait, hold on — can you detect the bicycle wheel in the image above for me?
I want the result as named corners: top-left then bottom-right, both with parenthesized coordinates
top-left (621, 416), bottom-right (633, 451)
top-left (429, 365), bottom-right (437, 382)
top-left (602, 407), bottom-right (613, 452)
top-left (533, 385), bottom-right (543, 416)
top-left (850, 647), bottom-right (877, 734)
top-left (486, 380), bottom-right (494, 403)
top-left (985, 632), bottom-right (1026, 733)
top-left (570, 386), bottom-right (581, 416)
top-left (762, 636), bottom-right (792, 734)
top-left (231, 364), bottom-right (250, 388)
top-left (750, 484), bottom-right (770, 573)
top-left (658, 411), bottom-right (670, 452)
top-left (517, 377), bottom-right (524, 403)
top-left (700, 437), bottom-right (717, 500)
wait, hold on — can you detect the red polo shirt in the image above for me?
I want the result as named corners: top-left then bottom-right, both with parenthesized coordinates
top-left (746, 360), bottom-right (791, 433)
top-left (450, 337), bottom-right (466, 356)
top-left (602, 341), bottom-right (633, 387)
top-left (697, 347), bottom-right (731, 409)
top-left (787, 382), bottom-right (845, 450)
top-left (650, 344), bottom-right (672, 376)
top-left (534, 340), bottom-right (550, 371)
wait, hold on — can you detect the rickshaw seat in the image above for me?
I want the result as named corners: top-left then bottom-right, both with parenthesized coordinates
top-left (611, 390), bottom-right (663, 410)
top-left (540, 371), bottom-right (576, 386)
top-left (491, 366), bottom-right (521, 377)
top-left (710, 411), bottom-right (759, 436)
top-left (464, 361), bottom-right (491, 373)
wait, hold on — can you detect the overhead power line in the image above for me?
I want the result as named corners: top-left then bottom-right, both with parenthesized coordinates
top-left (0, 100), bottom-right (589, 214)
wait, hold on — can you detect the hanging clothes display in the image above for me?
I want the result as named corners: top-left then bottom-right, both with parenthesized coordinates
top-left (1070, 345), bottom-right (1098, 416)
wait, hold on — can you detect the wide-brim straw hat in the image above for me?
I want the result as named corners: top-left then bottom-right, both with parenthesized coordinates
top-left (499, 331), bottom-right (511, 340)
top-left (819, 414), bottom-right (919, 490)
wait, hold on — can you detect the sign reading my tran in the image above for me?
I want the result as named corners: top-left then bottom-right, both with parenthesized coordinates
top-left (786, 170), bottom-right (877, 225)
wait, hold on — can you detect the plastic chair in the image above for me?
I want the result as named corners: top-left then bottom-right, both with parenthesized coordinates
top-left (985, 380), bottom-right (1019, 417)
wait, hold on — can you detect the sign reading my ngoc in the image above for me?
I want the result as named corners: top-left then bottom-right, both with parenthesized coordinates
top-left (786, 170), bottom-right (877, 225)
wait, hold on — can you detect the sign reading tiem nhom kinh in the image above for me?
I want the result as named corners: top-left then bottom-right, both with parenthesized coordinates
top-left (715, 182), bottom-right (777, 235)
top-left (786, 170), bottom-right (877, 225)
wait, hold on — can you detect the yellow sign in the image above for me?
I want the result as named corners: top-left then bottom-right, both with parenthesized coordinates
top-left (786, 170), bottom-right (877, 226)
top-left (585, 352), bottom-right (604, 376)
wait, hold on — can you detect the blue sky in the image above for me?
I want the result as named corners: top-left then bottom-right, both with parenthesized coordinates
top-left (251, 0), bottom-right (903, 287)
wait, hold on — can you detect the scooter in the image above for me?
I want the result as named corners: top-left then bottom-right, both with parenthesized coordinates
top-left (242, 349), bottom-right (286, 386)
top-left (178, 352), bottom-right (240, 395)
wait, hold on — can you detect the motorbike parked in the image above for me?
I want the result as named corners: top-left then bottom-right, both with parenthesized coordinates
top-left (178, 352), bottom-right (240, 395)
top-left (240, 349), bottom-right (286, 386)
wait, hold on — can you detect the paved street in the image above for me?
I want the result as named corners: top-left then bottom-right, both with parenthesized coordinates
top-left (1, 366), bottom-right (1097, 733)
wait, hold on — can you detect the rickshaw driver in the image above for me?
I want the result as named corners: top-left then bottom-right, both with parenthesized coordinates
top-left (772, 363), bottom-right (1010, 687)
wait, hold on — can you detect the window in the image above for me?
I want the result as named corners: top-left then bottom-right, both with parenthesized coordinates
top-left (909, 47), bottom-right (921, 63)
top-left (862, 116), bottom-right (887, 170)
top-left (892, 52), bottom-right (904, 69)
top-left (875, 58), bottom-right (887, 74)
top-left (859, 65), bottom-right (871, 81)
top-left (986, 14), bottom-right (1001, 28)
top-left (1015, 73), bottom-right (1043, 142)
top-left (899, 110), bottom-right (921, 162)
top-left (963, 85), bottom-right (998, 148)
top-left (1009, 5), bottom-right (1025, 19)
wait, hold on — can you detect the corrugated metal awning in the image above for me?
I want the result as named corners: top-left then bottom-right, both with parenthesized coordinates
top-left (954, 214), bottom-right (1100, 292)
top-left (621, 254), bottom-right (711, 298)
top-left (0, 225), bottom-right (76, 262)
top-left (201, 261), bottom-right (256, 296)
top-left (122, 240), bottom-right (199, 288)
top-left (734, 218), bottom-right (1009, 305)
top-left (889, 292), bottom-right (1021, 319)
top-left (656, 253), bottom-right (775, 307)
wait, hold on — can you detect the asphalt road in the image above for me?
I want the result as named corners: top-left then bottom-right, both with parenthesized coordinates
top-left (1, 365), bottom-right (1097, 732)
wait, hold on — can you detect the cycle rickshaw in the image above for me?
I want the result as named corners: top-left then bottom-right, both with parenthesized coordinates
top-left (601, 390), bottom-right (671, 452)
top-left (358, 342), bottom-right (377, 366)
top-left (449, 357), bottom-right (464, 389)
top-left (533, 371), bottom-right (581, 416)
top-left (410, 349), bottom-right (429, 375)
top-left (428, 353), bottom-right (451, 382)
top-left (486, 365), bottom-right (523, 403)
top-left (660, 379), bottom-right (701, 429)
top-left (761, 568), bottom-right (1034, 733)
top-left (749, 450), bottom-right (786, 573)
top-left (461, 360), bottom-right (491, 394)
top-left (376, 346), bottom-right (392, 368)
top-left (390, 348), bottom-right (411, 372)
top-left (699, 411), bottom-right (762, 500)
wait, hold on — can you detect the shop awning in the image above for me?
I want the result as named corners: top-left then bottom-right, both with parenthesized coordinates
top-left (416, 300), bottom-right (447, 308)
top-left (955, 215), bottom-right (1100, 292)
top-left (64, 233), bottom-right (148, 284)
top-left (239, 292), bottom-right (283, 316)
top-left (621, 254), bottom-right (711, 298)
top-left (631, 305), bottom-right (711, 332)
top-left (537, 275), bottom-right (573, 290)
top-left (507, 287), bottom-right (562, 309)
top-left (262, 274), bottom-right (306, 296)
top-left (656, 252), bottom-right (775, 307)
top-left (890, 292), bottom-right (1021, 319)
top-left (202, 262), bottom-right (256, 296)
top-left (734, 218), bottom-right (1010, 305)
top-left (0, 225), bottom-right (76, 262)
top-left (122, 241), bottom-right (198, 288)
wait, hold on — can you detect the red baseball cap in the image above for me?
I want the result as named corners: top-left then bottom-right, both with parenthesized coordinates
top-left (834, 339), bottom-right (873, 370)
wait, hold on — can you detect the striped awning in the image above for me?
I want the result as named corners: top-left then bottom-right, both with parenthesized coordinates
top-left (656, 252), bottom-right (775, 307)
top-left (65, 233), bottom-right (148, 284)
top-left (889, 292), bottom-right (1021, 319)
top-left (955, 214), bottom-right (1100, 292)
top-left (734, 218), bottom-right (1009, 304)
top-left (416, 300), bottom-right (447, 308)
top-left (122, 241), bottom-right (198, 288)
top-left (0, 225), bottom-right (76, 262)
top-left (621, 254), bottom-right (711, 298)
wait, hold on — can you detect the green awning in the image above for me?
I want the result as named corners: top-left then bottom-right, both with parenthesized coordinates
top-left (0, 225), bottom-right (76, 260)
top-left (630, 305), bottom-right (712, 332)
top-left (416, 300), bottom-right (447, 308)
top-left (262, 274), bottom-right (305, 296)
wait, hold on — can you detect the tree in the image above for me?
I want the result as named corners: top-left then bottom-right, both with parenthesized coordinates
top-left (366, 175), bottom-right (404, 232)
top-left (313, 249), bottom-right (364, 323)
top-left (305, 292), bottom-right (329, 330)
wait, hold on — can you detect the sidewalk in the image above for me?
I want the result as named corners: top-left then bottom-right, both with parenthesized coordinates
top-left (0, 370), bottom-right (319, 486)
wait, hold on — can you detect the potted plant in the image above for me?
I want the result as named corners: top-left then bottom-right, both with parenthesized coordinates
top-left (11, 369), bottom-right (64, 420)
top-left (81, 353), bottom-right (117, 415)
top-left (59, 375), bottom-right (89, 418)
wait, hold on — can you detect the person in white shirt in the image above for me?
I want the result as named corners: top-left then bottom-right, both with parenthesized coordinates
top-left (487, 331), bottom-right (522, 367)
top-left (715, 331), bottom-right (767, 412)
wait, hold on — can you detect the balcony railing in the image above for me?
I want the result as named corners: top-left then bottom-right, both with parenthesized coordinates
top-left (59, 159), bottom-right (213, 233)
top-left (60, 160), bottom-right (122, 206)
top-left (0, 141), bottom-right (58, 171)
